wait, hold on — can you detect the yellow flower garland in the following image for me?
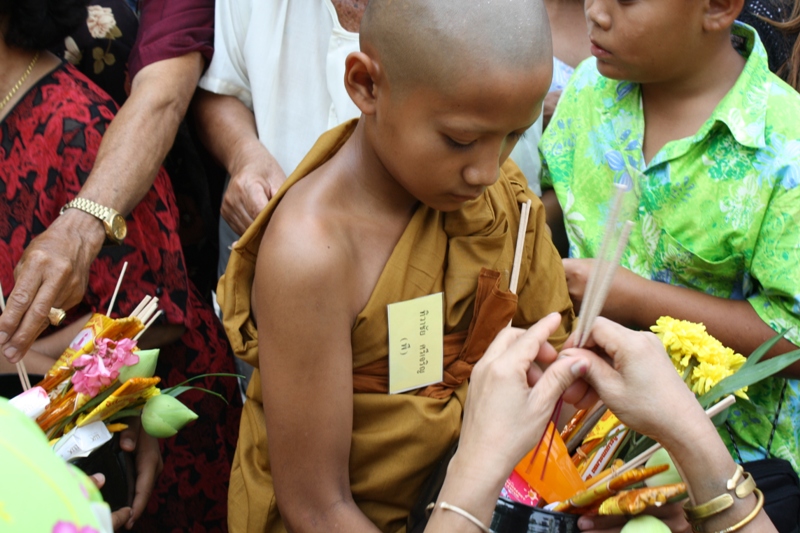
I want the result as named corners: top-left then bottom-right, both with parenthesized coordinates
top-left (651, 317), bottom-right (748, 398)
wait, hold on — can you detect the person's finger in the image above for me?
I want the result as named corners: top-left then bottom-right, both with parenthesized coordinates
top-left (498, 312), bottom-right (563, 369)
top-left (112, 507), bottom-right (132, 531)
top-left (475, 326), bottom-right (526, 367)
top-left (4, 310), bottom-right (49, 363)
top-left (0, 272), bottom-right (46, 358)
top-left (559, 348), bottom-right (622, 399)
top-left (90, 472), bottom-right (106, 489)
top-left (128, 431), bottom-right (162, 529)
top-left (119, 420), bottom-right (139, 452)
top-left (529, 352), bottom-right (589, 411)
top-left (245, 181), bottom-right (270, 220)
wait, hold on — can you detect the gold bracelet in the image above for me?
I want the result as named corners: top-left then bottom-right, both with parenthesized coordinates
top-left (711, 488), bottom-right (764, 533)
top-left (684, 466), bottom-right (756, 523)
top-left (684, 493), bottom-right (734, 523)
top-left (430, 502), bottom-right (492, 533)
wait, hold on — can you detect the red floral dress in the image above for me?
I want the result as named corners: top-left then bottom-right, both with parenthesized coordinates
top-left (0, 63), bottom-right (241, 533)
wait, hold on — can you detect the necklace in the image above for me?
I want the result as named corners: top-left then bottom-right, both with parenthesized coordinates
top-left (0, 51), bottom-right (40, 111)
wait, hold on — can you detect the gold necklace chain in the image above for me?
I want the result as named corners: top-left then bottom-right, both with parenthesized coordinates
top-left (0, 51), bottom-right (40, 111)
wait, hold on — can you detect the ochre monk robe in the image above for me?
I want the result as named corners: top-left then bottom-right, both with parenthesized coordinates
top-left (218, 120), bottom-right (574, 532)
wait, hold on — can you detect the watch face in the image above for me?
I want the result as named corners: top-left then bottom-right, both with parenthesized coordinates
top-left (111, 215), bottom-right (127, 241)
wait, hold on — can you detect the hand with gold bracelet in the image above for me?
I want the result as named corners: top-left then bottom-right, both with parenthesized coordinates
top-left (561, 318), bottom-right (777, 533)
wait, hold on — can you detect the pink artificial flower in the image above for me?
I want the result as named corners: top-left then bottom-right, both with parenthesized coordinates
top-left (52, 522), bottom-right (99, 533)
top-left (71, 338), bottom-right (139, 397)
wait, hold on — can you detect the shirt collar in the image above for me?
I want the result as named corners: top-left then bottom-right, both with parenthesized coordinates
top-left (610, 21), bottom-right (769, 160)
top-left (706, 21), bottom-right (769, 150)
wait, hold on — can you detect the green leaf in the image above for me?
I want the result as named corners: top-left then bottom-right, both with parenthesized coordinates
top-left (107, 407), bottom-right (145, 422)
top-left (741, 329), bottom-right (791, 369)
top-left (160, 373), bottom-right (242, 394)
top-left (164, 385), bottom-right (227, 404)
top-left (698, 349), bottom-right (800, 407)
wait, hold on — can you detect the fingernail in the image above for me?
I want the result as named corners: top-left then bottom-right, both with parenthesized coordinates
top-left (578, 517), bottom-right (593, 529)
top-left (93, 472), bottom-right (106, 485)
top-left (0, 332), bottom-right (7, 344)
top-left (571, 361), bottom-right (587, 377)
top-left (3, 346), bottom-right (16, 359)
top-left (121, 437), bottom-right (135, 450)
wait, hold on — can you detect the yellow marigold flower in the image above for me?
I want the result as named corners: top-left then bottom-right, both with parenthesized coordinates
top-left (651, 316), bottom-right (748, 399)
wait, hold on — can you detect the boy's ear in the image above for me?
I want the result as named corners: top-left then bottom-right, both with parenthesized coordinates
top-left (703, 0), bottom-right (744, 32)
top-left (345, 51), bottom-right (381, 115)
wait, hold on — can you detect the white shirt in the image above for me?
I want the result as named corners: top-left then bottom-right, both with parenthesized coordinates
top-left (200, 0), bottom-right (361, 177)
top-left (199, 0), bottom-right (542, 192)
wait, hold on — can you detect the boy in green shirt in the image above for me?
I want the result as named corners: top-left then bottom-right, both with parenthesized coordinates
top-left (541, 0), bottom-right (800, 488)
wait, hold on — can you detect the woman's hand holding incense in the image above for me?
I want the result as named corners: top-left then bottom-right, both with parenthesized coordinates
top-left (561, 318), bottom-right (777, 533)
top-left (427, 313), bottom-right (593, 532)
top-left (0, 211), bottom-right (105, 363)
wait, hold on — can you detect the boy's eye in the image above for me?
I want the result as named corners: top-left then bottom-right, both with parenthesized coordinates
top-left (444, 136), bottom-right (475, 150)
top-left (508, 131), bottom-right (528, 141)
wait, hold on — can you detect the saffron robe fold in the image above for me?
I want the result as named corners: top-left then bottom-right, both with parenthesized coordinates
top-left (218, 120), bottom-right (574, 533)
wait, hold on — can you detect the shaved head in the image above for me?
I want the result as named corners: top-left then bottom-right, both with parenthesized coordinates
top-left (361, 0), bottom-right (552, 94)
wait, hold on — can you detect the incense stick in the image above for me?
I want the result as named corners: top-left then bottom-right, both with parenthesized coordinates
top-left (577, 221), bottom-right (634, 347)
top-left (0, 282), bottom-right (31, 391)
top-left (130, 295), bottom-right (152, 319)
top-left (107, 261), bottom-right (128, 316)
top-left (583, 395), bottom-right (737, 492)
top-left (575, 184), bottom-right (629, 347)
top-left (133, 310), bottom-right (163, 341)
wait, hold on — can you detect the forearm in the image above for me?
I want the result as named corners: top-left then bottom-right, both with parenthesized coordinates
top-left (662, 411), bottom-right (776, 533)
top-left (608, 273), bottom-right (800, 375)
top-left (193, 89), bottom-right (265, 176)
top-left (426, 450), bottom-right (506, 532)
top-left (79, 52), bottom-right (204, 216)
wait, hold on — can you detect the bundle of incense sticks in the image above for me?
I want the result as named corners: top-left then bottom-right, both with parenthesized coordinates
top-left (575, 183), bottom-right (632, 348)
top-left (526, 183), bottom-right (633, 486)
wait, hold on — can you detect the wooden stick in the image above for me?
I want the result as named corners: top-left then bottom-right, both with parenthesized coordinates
top-left (509, 200), bottom-right (532, 295)
top-left (130, 295), bottom-right (152, 319)
top-left (133, 310), bottom-right (163, 341)
top-left (136, 299), bottom-right (159, 324)
top-left (584, 395), bottom-right (737, 492)
top-left (107, 261), bottom-right (128, 317)
top-left (0, 282), bottom-right (30, 392)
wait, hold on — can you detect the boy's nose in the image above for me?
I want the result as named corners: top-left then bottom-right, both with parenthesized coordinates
top-left (463, 160), bottom-right (501, 188)
top-left (585, 0), bottom-right (611, 31)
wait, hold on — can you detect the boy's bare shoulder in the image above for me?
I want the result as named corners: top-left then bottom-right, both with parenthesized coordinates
top-left (256, 186), bottom-right (354, 303)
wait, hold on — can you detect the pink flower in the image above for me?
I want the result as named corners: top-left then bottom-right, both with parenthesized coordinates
top-left (71, 338), bottom-right (139, 397)
top-left (52, 522), bottom-right (99, 533)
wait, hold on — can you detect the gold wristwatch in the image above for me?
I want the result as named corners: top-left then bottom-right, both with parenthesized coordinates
top-left (60, 197), bottom-right (127, 244)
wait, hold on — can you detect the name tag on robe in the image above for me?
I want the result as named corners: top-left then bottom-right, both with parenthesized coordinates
top-left (387, 293), bottom-right (444, 394)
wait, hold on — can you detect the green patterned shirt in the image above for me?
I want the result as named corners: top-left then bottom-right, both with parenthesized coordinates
top-left (541, 23), bottom-right (800, 472)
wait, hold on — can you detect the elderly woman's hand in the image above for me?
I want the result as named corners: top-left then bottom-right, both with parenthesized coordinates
top-left (0, 210), bottom-right (105, 363)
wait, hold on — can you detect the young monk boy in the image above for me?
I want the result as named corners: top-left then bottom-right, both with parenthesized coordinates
top-left (217, 0), bottom-right (573, 531)
top-left (540, 0), bottom-right (800, 525)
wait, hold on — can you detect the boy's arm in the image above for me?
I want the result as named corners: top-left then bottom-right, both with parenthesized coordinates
top-left (563, 259), bottom-right (800, 376)
top-left (253, 215), bottom-right (381, 533)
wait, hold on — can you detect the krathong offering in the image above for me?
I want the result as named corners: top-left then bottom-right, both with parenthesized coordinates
top-left (6, 264), bottom-right (235, 509)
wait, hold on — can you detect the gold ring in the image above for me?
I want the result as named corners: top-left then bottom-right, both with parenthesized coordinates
top-left (48, 307), bottom-right (66, 326)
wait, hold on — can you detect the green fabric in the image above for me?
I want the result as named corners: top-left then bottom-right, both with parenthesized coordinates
top-left (541, 23), bottom-right (800, 473)
top-left (0, 397), bottom-right (111, 532)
